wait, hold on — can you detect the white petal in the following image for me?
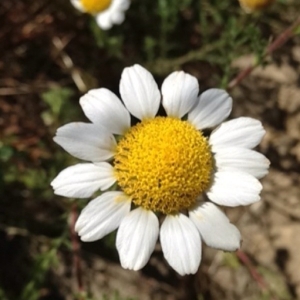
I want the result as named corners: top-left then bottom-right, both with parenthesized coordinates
top-left (188, 89), bottom-right (232, 129)
top-left (160, 214), bottom-right (201, 275)
top-left (75, 191), bottom-right (130, 242)
top-left (116, 208), bottom-right (159, 270)
top-left (51, 163), bottom-right (116, 198)
top-left (120, 64), bottom-right (160, 120)
top-left (209, 117), bottom-right (265, 150)
top-left (54, 122), bottom-right (116, 162)
top-left (80, 88), bottom-right (130, 135)
top-left (96, 0), bottom-right (130, 28)
top-left (207, 171), bottom-right (262, 206)
top-left (111, 11), bottom-right (125, 24)
top-left (162, 71), bottom-right (199, 118)
top-left (111, 0), bottom-right (130, 10)
top-left (189, 202), bottom-right (241, 251)
top-left (71, 0), bottom-right (84, 12)
top-left (95, 12), bottom-right (113, 30)
top-left (214, 147), bottom-right (270, 179)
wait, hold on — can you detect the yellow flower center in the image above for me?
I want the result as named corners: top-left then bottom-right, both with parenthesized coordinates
top-left (114, 117), bottom-right (213, 215)
top-left (239, 0), bottom-right (274, 11)
top-left (80, 0), bottom-right (112, 13)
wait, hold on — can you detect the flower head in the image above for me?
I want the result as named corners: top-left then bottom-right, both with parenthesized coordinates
top-left (239, 0), bottom-right (275, 13)
top-left (51, 64), bottom-right (269, 275)
top-left (71, 0), bottom-right (130, 30)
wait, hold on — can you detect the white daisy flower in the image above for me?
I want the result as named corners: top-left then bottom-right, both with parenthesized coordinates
top-left (51, 64), bottom-right (269, 275)
top-left (71, 0), bottom-right (130, 30)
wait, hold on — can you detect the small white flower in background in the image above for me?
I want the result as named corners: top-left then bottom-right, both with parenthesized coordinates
top-left (71, 0), bottom-right (130, 30)
top-left (51, 64), bottom-right (270, 275)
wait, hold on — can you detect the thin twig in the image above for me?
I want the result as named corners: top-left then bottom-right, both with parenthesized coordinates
top-left (52, 37), bottom-right (88, 93)
top-left (146, 40), bottom-right (224, 75)
top-left (227, 16), bottom-right (300, 90)
top-left (0, 223), bottom-right (32, 237)
top-left (236, 250), bottom-right (278, 300)
top-left (0, 83), bottom-right (59, 95)
top-left (70, 203), bottom-right (84, 294)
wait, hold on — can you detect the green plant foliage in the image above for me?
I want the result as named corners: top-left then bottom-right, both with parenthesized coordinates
top-left (222, 252), bottom-right (241, 270)
top-left (41, 87), bottom-right (77, 125)
top-left (20, 238), bottom-right (63, 300)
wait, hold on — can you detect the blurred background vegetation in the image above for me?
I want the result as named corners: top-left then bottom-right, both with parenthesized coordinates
top-left (1, 0), bottom-right (300, 299)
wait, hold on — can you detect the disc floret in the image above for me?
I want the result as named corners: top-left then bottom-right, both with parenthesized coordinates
top-left (80, 0), bottom-right (111, 13)
top-left (114, 117), bottom-right (213, 214)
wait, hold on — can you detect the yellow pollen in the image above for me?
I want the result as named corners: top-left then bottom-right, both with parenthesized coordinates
top-left (114, 117), bottom-right (213, 214)
top-left (80, 0), bottom-right (112, 13)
